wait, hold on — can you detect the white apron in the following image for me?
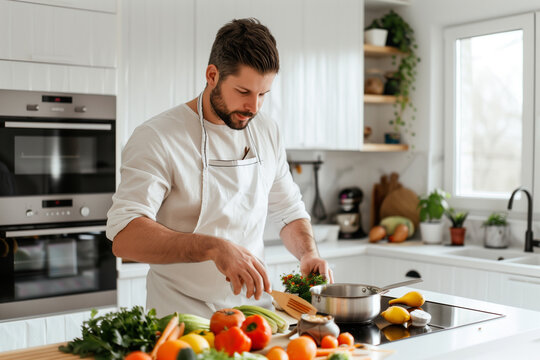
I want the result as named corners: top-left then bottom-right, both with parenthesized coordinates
top-left (147, 93), bottom-right (273, 317)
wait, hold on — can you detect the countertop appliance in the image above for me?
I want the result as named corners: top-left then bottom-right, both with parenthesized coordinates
top-left (336, 187), bottom-right (366, 239)
top-left (0, 90), bottom-right (117, 321)
top-left (333, 296), bottom-right (504, 345)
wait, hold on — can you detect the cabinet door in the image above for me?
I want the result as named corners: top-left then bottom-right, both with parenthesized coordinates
top-left (11, 0), bottom-right (116, 13)
top-left (1, 0), bottom-right (117, 68)
top-left (365, 255), bottom-right (453, 294)
top-left (194, 0), bottom-right (364, 150)
top-left (329, 255), bottom-right (370, 284)
top-left (495, 274), bottom-right (540, 311)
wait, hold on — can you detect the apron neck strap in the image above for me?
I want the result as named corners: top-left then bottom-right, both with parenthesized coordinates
top-left (197, 91), bottom-right (262, 165)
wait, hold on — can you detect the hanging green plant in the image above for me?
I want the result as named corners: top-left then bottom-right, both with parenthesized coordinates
top-left (367, 11), bottom-right (420, 141)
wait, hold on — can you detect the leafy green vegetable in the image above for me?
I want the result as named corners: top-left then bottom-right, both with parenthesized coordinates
top-left (197, 348), bottom-right (267, 360)
top-left (59, 306), bottom-right (160, 359)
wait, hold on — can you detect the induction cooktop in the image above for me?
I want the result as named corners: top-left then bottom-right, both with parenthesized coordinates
top-left (323, 296), bottom-right (504, 345)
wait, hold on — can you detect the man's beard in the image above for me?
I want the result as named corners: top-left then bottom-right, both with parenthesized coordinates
top-left (209, 83), bottom-right (255, 130)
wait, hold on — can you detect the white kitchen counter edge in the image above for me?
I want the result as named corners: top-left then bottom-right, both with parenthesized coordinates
top-left (118, 238), bottom-right (540, 278)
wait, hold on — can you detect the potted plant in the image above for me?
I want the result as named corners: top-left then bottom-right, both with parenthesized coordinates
top-left (483, 212), bottom-right (509, 249)
top-left (369, 10), bottom-right (420, 145)
top-left (364, 19), bottom-right (388, 47)
top-left (446, 208), bottom-right (469, 246)
top-left (417, 189), bottom-right (449, 244)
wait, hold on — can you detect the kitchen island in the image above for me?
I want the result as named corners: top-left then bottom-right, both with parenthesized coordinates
top-left (379, 287), bottom-right (540, 359)
top-left (1, 287), bottom-right (540, 359)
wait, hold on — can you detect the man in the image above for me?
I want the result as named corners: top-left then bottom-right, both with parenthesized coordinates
top-left (107, 18), bottom-right (333, 318)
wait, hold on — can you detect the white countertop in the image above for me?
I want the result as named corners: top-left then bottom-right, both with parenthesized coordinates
top-left (380, 287), bottom-right (540, 359)
top-left (118, 239), bottom-right (540, 359)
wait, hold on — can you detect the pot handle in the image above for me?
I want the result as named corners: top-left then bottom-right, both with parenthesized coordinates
top-left (378, 278), bottom-right (423, 294)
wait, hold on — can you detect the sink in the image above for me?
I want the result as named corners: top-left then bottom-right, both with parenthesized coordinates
top-left (506, 255), bottom-right (540, 266)
top-left (446, 248), bottom-right (526, 261)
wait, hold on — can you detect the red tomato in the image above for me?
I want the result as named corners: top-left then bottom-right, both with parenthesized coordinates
top-left (214, 326), bottom-right (252, 356)
top-left (210, 308), bottom-right (246, 335)
top-left (241, 314), bottom-right (272, 350)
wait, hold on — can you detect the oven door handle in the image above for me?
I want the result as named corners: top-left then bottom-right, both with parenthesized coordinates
top-left (4, 121), bottom-right (112, 131)
top-left (5, 225), bottom-right (106, 237)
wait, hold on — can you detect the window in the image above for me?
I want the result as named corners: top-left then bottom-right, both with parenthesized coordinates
top-left (444, 13), bottom-right (535, 213)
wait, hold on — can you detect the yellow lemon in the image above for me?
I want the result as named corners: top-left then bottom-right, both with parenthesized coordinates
top-left (189, 329), bottom-right (215, 348)
top-left (179, 333), bottom-right (210, 354)
top-left (381, 306), bottom-right (411, 325)
top-left (388, 291), bottom-right (425, 307)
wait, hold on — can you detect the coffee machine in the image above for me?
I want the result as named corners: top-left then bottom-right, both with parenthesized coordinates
top-left (336, 187), bottom-right (366, 239)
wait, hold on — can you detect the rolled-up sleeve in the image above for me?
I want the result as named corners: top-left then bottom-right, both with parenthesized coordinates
top-left (106, 125), bottom-right (172, 240)
top-left (266, 128), bottom-right (310, 230)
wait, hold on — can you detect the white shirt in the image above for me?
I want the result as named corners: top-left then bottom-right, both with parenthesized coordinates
top-left (107, 103), bottom-right (309, 246)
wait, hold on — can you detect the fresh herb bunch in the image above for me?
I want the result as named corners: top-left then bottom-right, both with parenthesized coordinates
top-left (59, 306), bottom-right (161, 359)
top-left (445, 208), bottom-right (469, 228)
top-left (484, 212), bottom-right (508, 226)
top-left (281, 271), bottom-right (327, 303)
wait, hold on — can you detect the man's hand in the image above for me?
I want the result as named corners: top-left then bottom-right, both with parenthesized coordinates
top-left (211, 239), bottom-right (271, 300)
top-left (299, 254), bottom-right (334, 284)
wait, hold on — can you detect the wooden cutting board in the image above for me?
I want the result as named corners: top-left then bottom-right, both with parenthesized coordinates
top-left (370, 172), bottom-right (402, 228)
top-left (379, 187), bottom-right (420, 228)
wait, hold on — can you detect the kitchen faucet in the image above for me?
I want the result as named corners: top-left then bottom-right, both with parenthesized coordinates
top-left (507, 187), bottom-right (540, 252)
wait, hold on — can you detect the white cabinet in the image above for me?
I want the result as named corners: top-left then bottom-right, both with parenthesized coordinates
top-left (11, 0), bottom-right (117, 13)
top-left (329, 255), bottom-right (370, 284)
top-left (193, 0), bottom-right (364, 150)
top-left (0, 307), bottom-right (116, 352)
top-left (0, 0), bottom-right (117, 68)
top-left (365, 255), bottom-right (454, 294)
top-left (490, 273), bottom-right (540, 311)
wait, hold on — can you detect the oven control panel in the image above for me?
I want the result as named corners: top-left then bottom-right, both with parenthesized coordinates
top-left (1, 194), bottom-right (112, 226)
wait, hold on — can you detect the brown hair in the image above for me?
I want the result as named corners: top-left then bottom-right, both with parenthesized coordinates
top-left (208, 18), bottom-right (279, 80)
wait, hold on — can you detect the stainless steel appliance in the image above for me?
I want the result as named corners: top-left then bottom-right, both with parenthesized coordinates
top-left (0, 89), bottom-right (115, 227)
top-left (0, 90), bottom-right (117, 320)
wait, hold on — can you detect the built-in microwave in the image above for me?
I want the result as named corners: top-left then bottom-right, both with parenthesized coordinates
top-left (0, 89), bottom-right (115, 227)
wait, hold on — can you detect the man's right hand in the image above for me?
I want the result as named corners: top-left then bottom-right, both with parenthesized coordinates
top-left (210, 238), bottom-right (271, 300)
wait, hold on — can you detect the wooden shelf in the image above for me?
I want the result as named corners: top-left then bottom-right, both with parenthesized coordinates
top-left (364, 44), bottom-right (406, 57)
top-left (362, 143), bottom-right (409, 152)
top-left (364, 94), bottom-right (398, 104)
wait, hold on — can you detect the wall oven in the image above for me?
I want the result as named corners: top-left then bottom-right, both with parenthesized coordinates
top-left (0, 90), bottom-right (117, 320)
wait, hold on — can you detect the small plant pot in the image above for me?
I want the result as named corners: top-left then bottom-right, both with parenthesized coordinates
top-left (364, 28), bottom-right (388, 47)
top-left (384, 132), bottom-right (401, 144)
top-left (484, 225), bottom-right (508, 249)
top-left (420, 222), bottom-right (444, 244)
top-left (450, 227), bottom-right (466, 246)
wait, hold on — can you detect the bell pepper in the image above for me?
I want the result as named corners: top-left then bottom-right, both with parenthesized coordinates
top-left (214, 326), bottom-right (252, 356)
top-left (240, 314), bottom-right (272, 350)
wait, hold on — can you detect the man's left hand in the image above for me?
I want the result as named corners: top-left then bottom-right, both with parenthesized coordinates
top-left (299, 254), bottom-right (334, 283)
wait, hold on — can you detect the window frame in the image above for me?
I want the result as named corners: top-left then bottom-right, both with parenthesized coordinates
top-left (443, 13), bottom-right (535, 215)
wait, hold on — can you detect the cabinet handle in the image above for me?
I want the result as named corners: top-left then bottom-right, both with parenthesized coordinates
top-left (508, 277), bottom-right (540, 285)
top-left (406, 270), bottom-right (421, 279)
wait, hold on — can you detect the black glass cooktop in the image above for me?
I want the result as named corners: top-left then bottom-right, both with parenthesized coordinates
top-left (315, 296), bottom-right (504, 345)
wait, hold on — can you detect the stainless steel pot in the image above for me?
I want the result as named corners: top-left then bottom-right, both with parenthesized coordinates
top-left (309, 279), bottom-right (422, 323)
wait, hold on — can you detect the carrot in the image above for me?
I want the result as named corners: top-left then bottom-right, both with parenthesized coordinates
top-left (167, 322), bottom-right (185, 341)
top-left (150, 314), bottom-right (179, 359)
top-left (315, 345), bottom-right (355, 357)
